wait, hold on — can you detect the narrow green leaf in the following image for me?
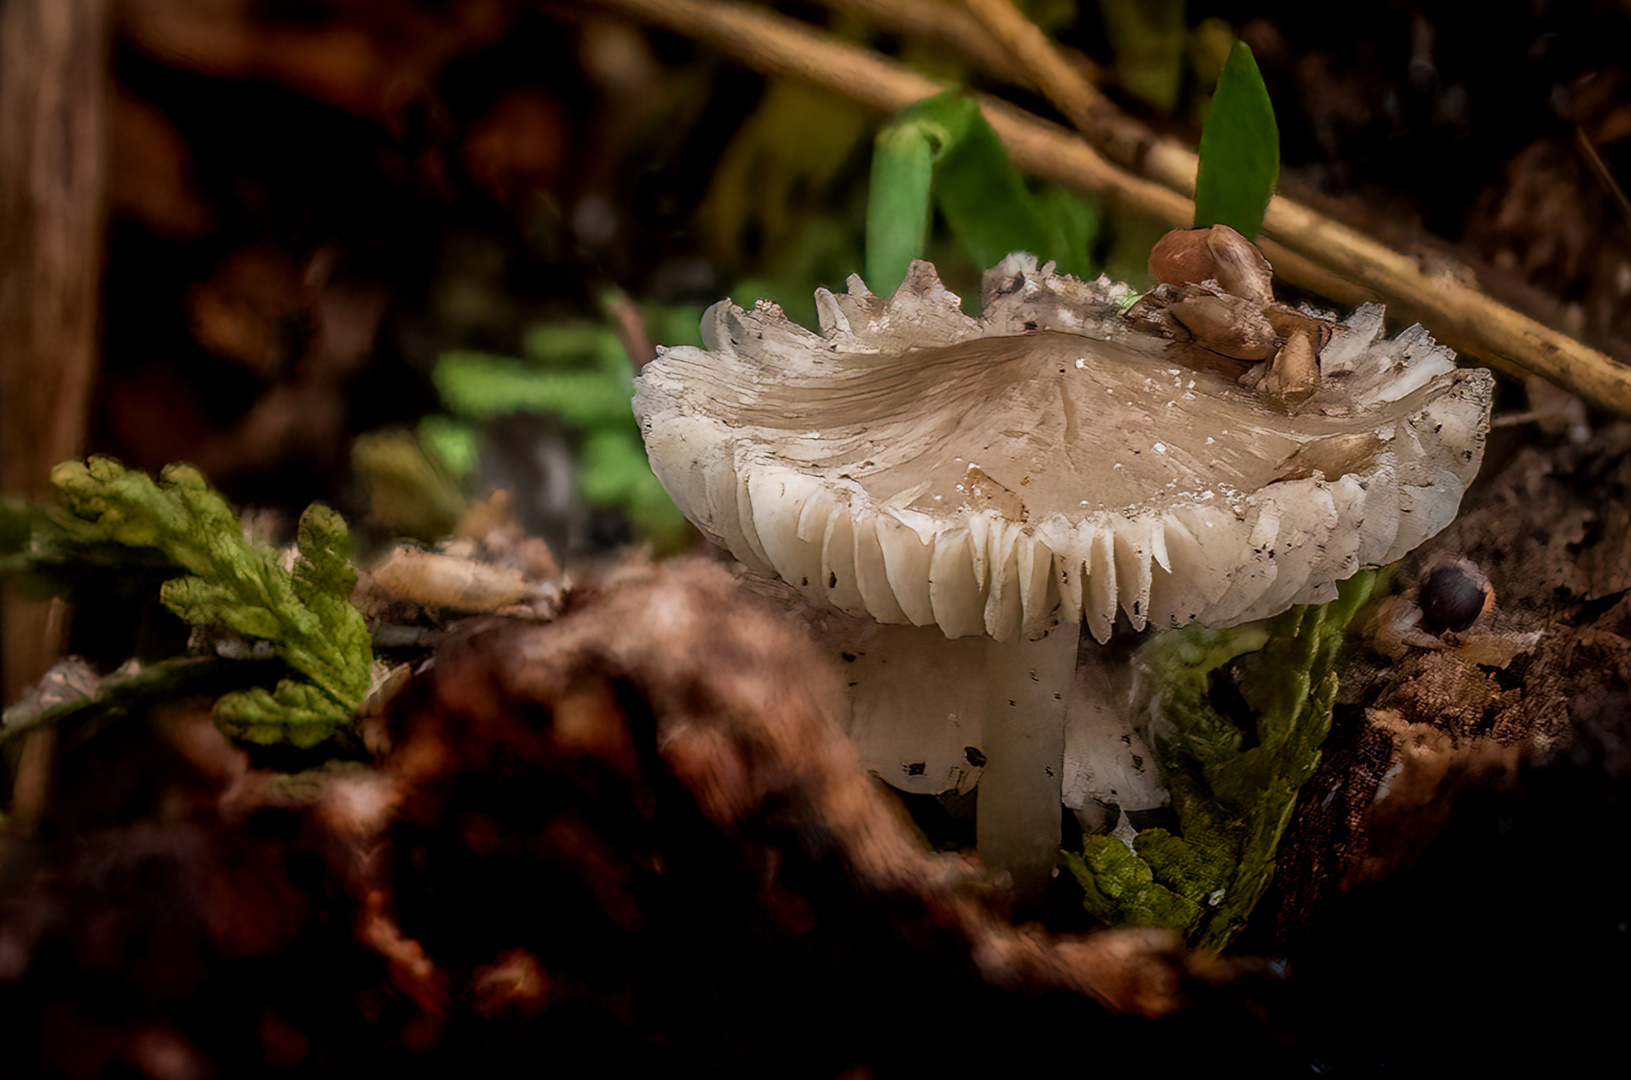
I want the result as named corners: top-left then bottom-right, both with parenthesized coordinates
top-left (1036, 186), bottom-right (1099, 278)
top-left (1193, 41), bottom-right (1279, 238)
top-left (865, 118), bottom-right (936, 295)
top-left (933, 98), bottom-right (1055, 271)
top-left (867, 93), bottom-right (1096, 291)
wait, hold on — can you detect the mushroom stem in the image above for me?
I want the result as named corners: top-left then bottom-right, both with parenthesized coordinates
top-left (839, 620), bottom-right (1079, 912)
top-left (973, 625), bottom-right (1078, 910)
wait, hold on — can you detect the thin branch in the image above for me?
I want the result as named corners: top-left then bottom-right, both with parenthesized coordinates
top-left (1575, 126), bottom-right (1631, 233)
top-left (960, 0), bottom-right (1192, 187)
top-left (815, 0), bottom-right (1101, 91)
top-left (591, 0), bottom-right (1176, 216)
top-left (597, 0), bottom-right (1631, 414)
top-left (604, 286), bottom-right (656, 370)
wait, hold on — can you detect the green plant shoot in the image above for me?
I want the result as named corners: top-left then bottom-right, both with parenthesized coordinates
top-left (1193, 41), bottom-right (1280, 238)
top-left (865, 93), bottom-right (1095, 295)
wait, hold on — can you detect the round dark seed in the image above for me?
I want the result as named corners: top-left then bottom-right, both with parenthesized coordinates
top-left (1419, 564), bottom-right (1489, 633)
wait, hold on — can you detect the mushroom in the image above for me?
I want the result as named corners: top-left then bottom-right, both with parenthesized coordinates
top-left (632, 255), bottom-right (1493, 907)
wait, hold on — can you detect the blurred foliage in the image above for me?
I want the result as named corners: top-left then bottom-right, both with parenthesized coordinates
top-left (1098, 0), bottom-right (1189, 112)
top-left (1194, 41), bottom-right (1280, 237)
top-left (426, 304), bottom-right (700, 555)
top-left (703, 79), bottom-right (874, 274)
top-left (700, 78), bottom-right (874, 326)
top-left (1065, 572), bottom-right (1377, 947)
top-left (351, 430), bottom-right (467, 544)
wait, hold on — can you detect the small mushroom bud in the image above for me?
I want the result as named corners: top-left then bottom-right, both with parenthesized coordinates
top-left (1168, 289), bottom-right (1278, 360)
top-left (1262, 325), bottom-right (1321, 407)
top-left (1149, 225), bottom-right (1273, 307)
top-left (1204, 225), bottom-right (1274, 307)
top-left (1149, 228), bottom-right (1219, 288)
top-left (1418, 562), bottom-right (1492, 633)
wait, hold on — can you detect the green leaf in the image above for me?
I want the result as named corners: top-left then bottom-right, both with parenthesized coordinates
top-left (865, 115), bottom-right (936, 296)
top-left (702, 79), bottom-right (873, 274)
top-left (434, 351), bottom-right (631, 426)
top-left (1193, 41), bottom-right (1279, 238)
top-left (46, 458), bottom-right (370, 747)
top-left (351, 429), bottom-right (466, 543)
top-left (866, 93), bottom-right (1096, 294)
top-left (1037, 186), bottom-right (1099, 277)
top-left (214, 679), bottom-right (355, 749)
top-left (931, 98), bottom-right (1054, 271)
top-left (418, 416), bottom-right (479, 479)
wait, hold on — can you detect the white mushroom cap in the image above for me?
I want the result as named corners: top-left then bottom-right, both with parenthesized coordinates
top-left (633, 257), bottom-right (1493, 644)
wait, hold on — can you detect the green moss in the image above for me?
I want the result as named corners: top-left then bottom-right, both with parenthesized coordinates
top-left (1067, 572), bottom-right (1376, 947)
top-left (1064, 837), bottom-right (1202, 929)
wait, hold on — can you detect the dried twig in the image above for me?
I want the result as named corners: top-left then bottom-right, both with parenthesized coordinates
top-left (1575, 126), bottom-right (1631, 233)
top-left (597, 0), bottom-right (1631, 414)
top-left (2, 0), bottom-right (109, 825)
top-left (603, 285), bottom-right (656, 370)
top-left (815, 0), bottom-right (1100, 91)
top-left (961, 0), bottom-right (1194, 190)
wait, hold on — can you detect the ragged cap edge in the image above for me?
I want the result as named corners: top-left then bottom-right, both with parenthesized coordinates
top-left (634, 260), bottom-right (1494, 643)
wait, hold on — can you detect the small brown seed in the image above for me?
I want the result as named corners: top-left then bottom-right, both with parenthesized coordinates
top-left (1203, 225), bottom-right (1273, 306)
top-left (1149, 225), bottom-right (1274, 306)
top-left (1148, 228), bottom-right (1218, 287)
top-left (1263, 325), bottom-right (1321, 407)
top-left (1168, 290), bottom-right (1278, 360)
